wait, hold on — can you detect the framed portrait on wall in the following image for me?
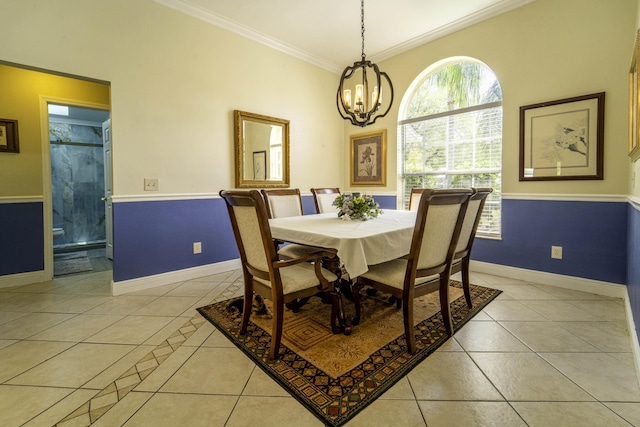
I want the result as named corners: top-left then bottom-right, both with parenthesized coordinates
top-left (350, 130), bottom-right (386, 186)
top-left (519, 92), bottom-right (604, 181)
top-left (0, 119), bottom-right (19, 153)
top-left (253, 150), bottom-right (266, 180)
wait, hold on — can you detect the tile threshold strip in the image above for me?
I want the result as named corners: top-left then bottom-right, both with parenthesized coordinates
top-left (54, 282), bottom-right (242, 426)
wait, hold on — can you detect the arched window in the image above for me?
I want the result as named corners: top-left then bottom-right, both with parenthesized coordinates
top-left (398, 58), bottom-right (502, 237)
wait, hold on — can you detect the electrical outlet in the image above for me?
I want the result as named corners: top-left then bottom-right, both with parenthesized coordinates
top-left (193, 242), bottom-right (202, 254)
top-left (144, 178), bottom-right (159, 191)
top-left (551, 245), bottom-right (563, 260)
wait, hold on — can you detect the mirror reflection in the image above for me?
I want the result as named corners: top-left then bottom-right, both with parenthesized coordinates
top-left (234, 110), bottom-right (290, 188)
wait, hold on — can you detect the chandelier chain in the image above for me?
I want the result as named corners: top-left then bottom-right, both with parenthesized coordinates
top-left (360, 0), bottom-right (365, 60)
top-left (336, 0), bottom-right (394, 127)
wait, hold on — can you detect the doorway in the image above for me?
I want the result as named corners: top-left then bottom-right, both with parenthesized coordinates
top-left (48, 103), bottom-right (112, 276)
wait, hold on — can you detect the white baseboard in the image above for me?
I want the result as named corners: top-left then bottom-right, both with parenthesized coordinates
top-left (0, 270), bottom-right (49, 289)
top-left (471, 261), bottom-right (627, 298)
top-left (472, 261), bottom-right (640, 387)
top-left (111, 259), bottom-right (242, 295)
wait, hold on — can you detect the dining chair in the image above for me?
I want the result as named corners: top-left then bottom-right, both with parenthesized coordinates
top-left (408, 188), bottom-right (425, 211)
top-left (310, 187), bottom-right (341, 214)
top-left (220, 189), bottom-right (341, 360)
top-left (353, 188), bottom-right (472, 354)
top-left (450, 187), bottom-right (493, 308)
top-left (261, 188), bottom-right (321, 259)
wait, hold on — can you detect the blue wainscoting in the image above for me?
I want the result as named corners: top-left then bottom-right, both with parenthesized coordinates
top-left (627, 203), bottom-right (640, 336)
top-left (370, 195), bottom-right (397, 210)
top-left (474, 198), bottom-right (627, 284)
top-left (301, 194), bottom-right (396, 214)
top-left (301, 195), bottom-right (317, 215)
top-left (111, 196), bottom-right (628, 288)
top-left (112, 198), bottom-right (238, 282)
top-left (113, 194), bottom-right (397, 282)
top-left (0, 202), bottom-right (44, 275)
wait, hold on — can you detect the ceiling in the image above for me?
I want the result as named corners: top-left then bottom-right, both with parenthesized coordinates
top-left (154, 0), bottom-right (534, 72)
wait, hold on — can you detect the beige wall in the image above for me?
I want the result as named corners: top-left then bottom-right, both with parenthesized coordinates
top-left (0, 64), bottom-right (110, 197)
top-left (0, 0), bottom-right (344, 197)
top-left (633, 0), bottom-right (640, 198)
top-left (0, 0), bottom-right (635, 200)
top-left (346, 0), bottom-right (636, 196)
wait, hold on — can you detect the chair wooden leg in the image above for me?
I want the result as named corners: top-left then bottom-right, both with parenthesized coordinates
top-left (439, 276), bottom-right (453, 336)
top-left (285, 297), bottom-right (310, 312)
top-left (328, 287), bottom-right (351, 335)
top-left (403, 293), bottom-right (416, 354)
top-left (240, 288), bottom-right (253, 335)
top-left (269, 299), bottom-right (284, 360)
top-left (462, 258), bottom-right (472, 308)
top-left (329, 289), bottom-right (341, 334)
top-left (351, 281), bottom-right (363, 326)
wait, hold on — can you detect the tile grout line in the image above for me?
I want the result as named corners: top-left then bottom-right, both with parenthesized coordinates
top-left (53, 281), bottom-right (242, 426)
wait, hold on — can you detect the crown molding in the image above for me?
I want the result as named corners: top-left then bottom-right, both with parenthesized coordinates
top-left (154, 0), bottom-right (535, 73)
top-left (370, 0), bottom-right (535, 63)
top-left (153, 0), bottom-right (340, 73)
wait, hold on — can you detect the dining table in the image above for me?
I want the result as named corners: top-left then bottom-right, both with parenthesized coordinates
top-left (269, 209), bottom-right (417, 278)
top-left (270, 209), bottom-right (417, 334)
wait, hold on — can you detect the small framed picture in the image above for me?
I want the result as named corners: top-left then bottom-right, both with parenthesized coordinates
top-left (519, 92), bottom-right (604, 181)
top-left (350, 129), bottom-right (386, 186)
top-left (0, 119), bottom-right (19, 153)
top-left (253, 150), bottom-right (266, 180)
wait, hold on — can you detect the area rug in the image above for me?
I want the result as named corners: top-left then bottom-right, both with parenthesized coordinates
top-left (54, 251), bottom-right (93, 276)
top-left (197, 281), bottom-right (500, 426)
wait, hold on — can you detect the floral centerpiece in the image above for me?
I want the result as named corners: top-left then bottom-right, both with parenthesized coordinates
top-left (332, 192), bottom-right (382, 221)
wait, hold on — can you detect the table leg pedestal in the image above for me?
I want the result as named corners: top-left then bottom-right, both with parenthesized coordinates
top-left (321, 257), bottom-right (352, 335)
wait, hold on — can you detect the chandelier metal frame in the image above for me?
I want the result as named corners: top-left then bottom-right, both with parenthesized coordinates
top-left (336, 0), bottom-right (394, 127)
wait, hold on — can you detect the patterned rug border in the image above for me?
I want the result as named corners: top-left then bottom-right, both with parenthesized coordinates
top-left (197, 282), bottom-right (501, 427)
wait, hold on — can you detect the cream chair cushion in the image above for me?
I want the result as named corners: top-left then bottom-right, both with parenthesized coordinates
top-left (417, 204), bottom-right (461, 270)
top-left (233, 206), bottom-right (269, 271)
top-left (255, 262), bottom-right (337, 294)
top-left (316, 193), bottom-right (338, 214)
top-left (360, 259), bottom-right (439, 290)
top-left (454, 199), bottom-right (481, 255)
top-left (267, 194), bottom-right (303, 218)
top-left (409, 192), bottom-right (422, 211)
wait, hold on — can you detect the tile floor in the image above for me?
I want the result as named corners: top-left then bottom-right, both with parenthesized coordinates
top-left (1, 270), bottom-right (640, 426)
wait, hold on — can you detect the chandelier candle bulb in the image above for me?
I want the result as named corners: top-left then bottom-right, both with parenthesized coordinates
top-left (371, 86), bottom-right (378, 109)
top-left (344, 89), bottom-right (352, 108)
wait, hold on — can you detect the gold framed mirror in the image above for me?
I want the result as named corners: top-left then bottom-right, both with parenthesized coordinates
top-left (234, 110), bottom-right (290, 188)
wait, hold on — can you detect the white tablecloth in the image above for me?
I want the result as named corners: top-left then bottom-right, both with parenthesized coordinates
top-left (269, 210), bottom-right (417, 277)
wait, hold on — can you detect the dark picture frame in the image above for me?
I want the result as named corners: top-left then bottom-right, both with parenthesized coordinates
top-left (519, 92), bottom-right (605, 181)
top-left (0, 119), bottom-right (19, 153)
top-left (253, 150), bottom-right (266, 180)
top-left (350, 129), bottom-right (386, 186)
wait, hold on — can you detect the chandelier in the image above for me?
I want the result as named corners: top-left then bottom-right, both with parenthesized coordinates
top-left (336, 0), bottom-right (394, 127)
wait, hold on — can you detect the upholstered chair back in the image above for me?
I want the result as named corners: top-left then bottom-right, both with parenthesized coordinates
top-left (409, 188), bottom-right (425, 211)
top-left (454, 188), bottom-right (493, 257)
top-left (231, 204), bottom-right (270, 273)
top-left (311, 188), bottom-right (340, 214)
top-left (417, 203), bottom-right (466, 271)
top-left (262, 189), bottom-right (304, 218)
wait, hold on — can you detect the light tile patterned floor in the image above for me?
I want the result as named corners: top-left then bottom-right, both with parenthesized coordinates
top-left (1, 269), bottom-right (640, 426)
